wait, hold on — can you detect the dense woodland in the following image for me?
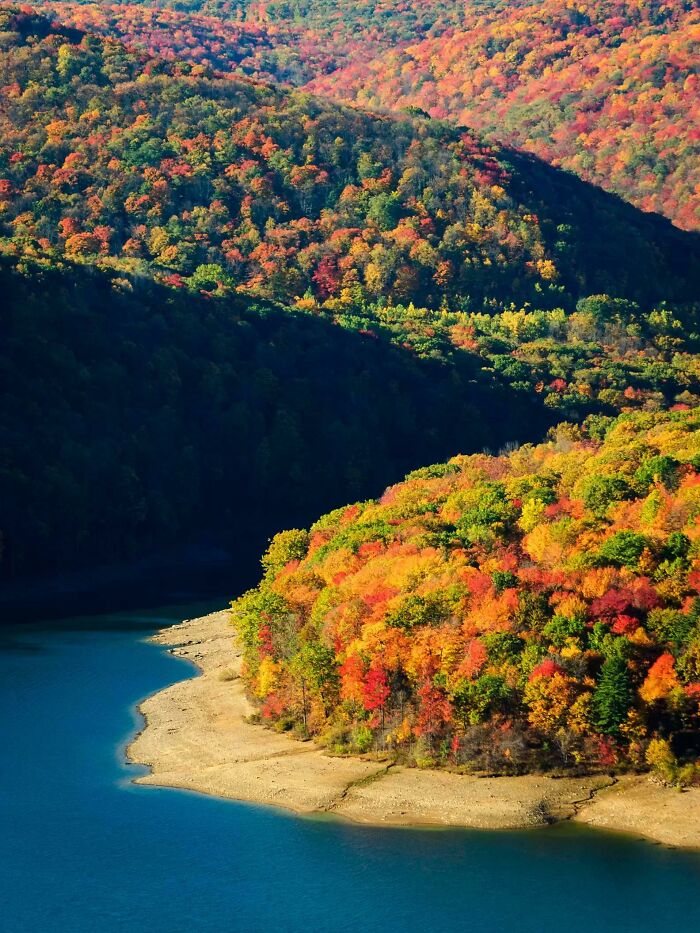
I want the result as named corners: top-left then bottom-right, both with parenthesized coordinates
top-left (1, 5), bottom-right (699, 778)
top-left (2, 7), bottom-right (698, 313)
top-left (37, 0), bottom-right (700, 230)
top-left (234, 410), bottom-right (700, 780)
top-left (307, 294), bottom-right (700, 421)
top-left (0, 8), bottom-right (699, 583)
top-left (308, 0), bottom-right (700, 231)
top-left (0, 253), bottom-right (560, 578)
top-left (6, 250), bottom-right (699, 580)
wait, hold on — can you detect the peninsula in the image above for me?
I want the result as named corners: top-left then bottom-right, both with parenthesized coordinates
top-left (128, 611), bottom-right (700, 848)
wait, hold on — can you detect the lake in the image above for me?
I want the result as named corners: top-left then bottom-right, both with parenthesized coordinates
top-left (2, 602), bottom-right (700, 932)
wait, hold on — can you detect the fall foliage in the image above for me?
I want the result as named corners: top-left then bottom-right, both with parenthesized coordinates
top-left (1, 9), bottom-right (698, 310)
top-left (233, 409), bottom-right (700, 774)
top-left (1, 5), bottom-right (698, 785)
top-left (36, 0), bottom-right (700, 230)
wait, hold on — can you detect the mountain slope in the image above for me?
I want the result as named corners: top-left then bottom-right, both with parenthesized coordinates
top-left (310, 0), bottom-right (700, 231)
top-left (8, 245), bottom-right (700, 581)
top-left (2, 8), bottom-right (699, 586)
top-left (42, 0), bottom-right (700, 230)
top-left (0, 252), bottom-right (560, 580)
top-left (1, 8), bottom-right (699, 311)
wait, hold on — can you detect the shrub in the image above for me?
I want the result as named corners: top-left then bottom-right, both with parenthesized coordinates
top-left (646, 737), bottom-right (678, 784)
top-left (352, 725), bottom-right (374, 754)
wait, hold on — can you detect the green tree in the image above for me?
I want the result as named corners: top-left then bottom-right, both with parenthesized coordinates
top-left (366, 193), bottom-right (403, 231)
top-left (578, 473), bottom-right (633, 518)
top-left (634, 455), bottom-right (679, 491)
top-left (262, 528), bottom-right (310, 577)
top-left (189, 264), bottom-right (233, 293)
top-left (598, 531), bottom-right (649, 569)
top-left (592, 651), bottom-right (633, 736)
top-left (452, 674), bottom-right (510, 726)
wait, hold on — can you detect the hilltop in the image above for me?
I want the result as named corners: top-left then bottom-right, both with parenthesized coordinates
top-left (2, 5), bottom-right (699, 312)
top-left (37, 0), bottom-right (700, 230)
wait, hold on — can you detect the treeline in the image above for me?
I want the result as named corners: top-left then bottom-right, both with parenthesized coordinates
top-left (37, 0), bottom-right (700, 230)
top-left (234, 409), bottom-right (700, 780)
top-left (312, 293), bottom-right (700, 421)
top-left (1, 8), bottom-right (699, 313)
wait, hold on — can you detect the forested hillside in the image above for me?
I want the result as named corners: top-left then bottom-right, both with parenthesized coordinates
top-left (234, 409), bottom-right (700, 779)
top-left (2, 7), bottom-right (699, 312)
top-left (322, 294), bottom-right (700, 421)
top-left (309, 0), bottom-right (700, 231)
top-left (35, 0), bottom-right (446, 84)
top-left (0, 0), bottom-right (695, 791)
top-left (6, 249), bottom-right (700, 580)
top-left (1, 8), bottom-right (699, 586)
top-left (42, 0), bottom-right (699, 230)
top-left (0, 254), bottom-right (558, 579)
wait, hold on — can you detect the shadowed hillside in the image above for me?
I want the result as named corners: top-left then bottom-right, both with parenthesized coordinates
top-left (0, 256), bottom-right (555, 581)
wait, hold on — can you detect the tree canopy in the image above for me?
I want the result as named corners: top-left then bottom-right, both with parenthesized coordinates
top-left (1, 7), bottom-right (699, 313)
top-left (233, 409), bottom-right (700, 775)
top-left (35, 0), bottom-right (700, 230)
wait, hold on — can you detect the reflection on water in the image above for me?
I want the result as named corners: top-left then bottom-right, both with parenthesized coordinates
top-left (1, 604), bottom-right (699, 933)
top-left (0, 632), bottom-right (46, 653)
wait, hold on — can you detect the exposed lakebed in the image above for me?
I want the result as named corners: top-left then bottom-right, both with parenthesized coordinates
top-left (2, 604), bottom-right (700, 933)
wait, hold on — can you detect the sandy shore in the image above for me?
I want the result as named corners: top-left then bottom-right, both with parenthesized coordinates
top-left (128, 611), bottom-right (700, 846)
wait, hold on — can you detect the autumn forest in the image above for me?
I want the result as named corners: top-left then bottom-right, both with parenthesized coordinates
top-left (1, 0), bottom-right (699, 783)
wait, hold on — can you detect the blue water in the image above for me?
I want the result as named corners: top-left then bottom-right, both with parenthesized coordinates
top-left (2, 605), bottom-right (700, 933)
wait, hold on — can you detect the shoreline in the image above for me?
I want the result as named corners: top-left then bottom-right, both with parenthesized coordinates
top-left (127, 611), bottom-right (700, 847)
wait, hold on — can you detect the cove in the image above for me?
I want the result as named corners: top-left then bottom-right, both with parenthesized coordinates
top-left (2, 604), bottom-right (700, 933)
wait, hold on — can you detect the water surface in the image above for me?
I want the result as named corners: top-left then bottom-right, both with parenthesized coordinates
top-left (2, 605), bottom-right (700, 932)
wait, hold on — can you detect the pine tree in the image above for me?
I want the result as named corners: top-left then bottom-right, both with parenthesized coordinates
top-left (593, 653), bottom-right (633, 735)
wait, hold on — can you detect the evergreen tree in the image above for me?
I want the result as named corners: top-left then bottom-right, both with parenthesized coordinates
top-left (593, 652), bottom-right (633, 735)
